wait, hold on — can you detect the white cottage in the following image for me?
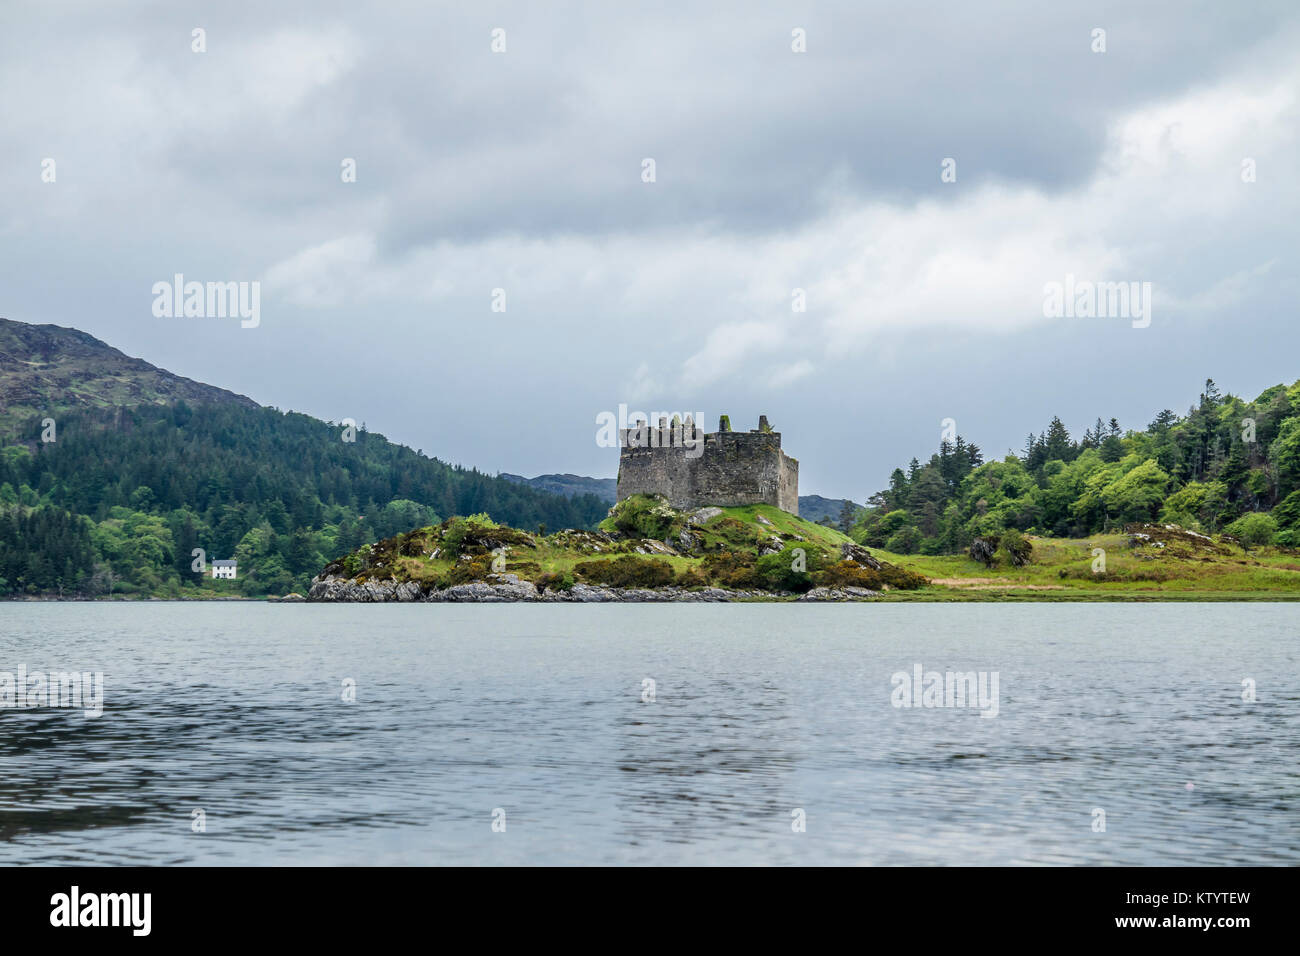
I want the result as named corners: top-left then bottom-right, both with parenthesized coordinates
top-left (212, 560), bottom-right (237, 580)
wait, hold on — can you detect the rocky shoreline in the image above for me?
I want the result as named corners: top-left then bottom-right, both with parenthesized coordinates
top-left (306, 572), bottom-right (879, 603)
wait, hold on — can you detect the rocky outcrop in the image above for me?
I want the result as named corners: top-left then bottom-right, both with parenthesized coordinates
top-left (627, 538), bottom-right (678, 556)
top-left (307, 572), bottom-right (791, 603)
top-left (797, 586), bottom-right (879, 601)
top-left (543, 584), bottom-right (756, 603)
top-left (550, 530), bottom-right (619, 553)
top-left (1126, 523), bottom-right (1228, 554)
top-left (840, 542), bottom-right (883, 570)
top-left (309, 576), bottom-right (426, 602)
top-left (968, 537), bottom-right (998, 567)
top-left (436, 577), bottom-right (540, 602)
top-left (686, 507), bottom-right (723, 525)
top-left (677, 529), bottom-right (703, 552)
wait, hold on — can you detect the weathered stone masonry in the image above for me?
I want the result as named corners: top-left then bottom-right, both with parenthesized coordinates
top-left (616, 414), bottom-right (799, 515)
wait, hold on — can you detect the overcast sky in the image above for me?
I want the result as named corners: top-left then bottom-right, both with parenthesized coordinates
top-left (2, 1), bottom-right (1297, 499)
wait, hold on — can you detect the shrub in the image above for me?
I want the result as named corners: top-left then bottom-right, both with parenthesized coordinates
top-left (700, 551), bottom-right (761, 589)
top-left (442, 513), bottom-right (498, 557)
top-left (1225, 512), bottom-right (1277, 548)
top-left (813, 560), bottom-right (929, 591)
top-left (875, 563), bottom-right (929, 590)
top-left (814, 560), bottom-right (883, 590)
top-left (968, 532), bottom-right (1030, 568)
top-left (606, 495), bottom-right (681, 541)
top-left (997, 529), bottom-right (1033, 566)
top-left (675, 565), bottom-right (710, 589)
top-left (755, 546), bottom-right (822, 592)
top-left (573, 555), bottom-right (675, 588)
top-left (537, 570), bottom-right (575, 591)
top-left (438, 559), bottom-right (490, 588)
top-left (397, 531), bottom-right (430, 557)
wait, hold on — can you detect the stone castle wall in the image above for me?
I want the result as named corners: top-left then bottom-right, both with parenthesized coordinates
top-left (615, 416), bottom-right (799, 515)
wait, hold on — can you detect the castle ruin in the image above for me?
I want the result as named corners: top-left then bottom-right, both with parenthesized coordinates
top-left (616, 414), bottom-right (799, 515)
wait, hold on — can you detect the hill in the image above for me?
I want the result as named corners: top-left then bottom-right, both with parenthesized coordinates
top-left (797, 494), bottom-right (861, 526)
top-left (0, 318), bottom-right (609, 598)
top-left (0, 317), bottom-right (257, 429)
top-left (500, 473), bottom-right (617, 501)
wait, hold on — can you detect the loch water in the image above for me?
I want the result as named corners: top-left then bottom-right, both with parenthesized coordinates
top-left (1, 602), bottom-right (1296, 865)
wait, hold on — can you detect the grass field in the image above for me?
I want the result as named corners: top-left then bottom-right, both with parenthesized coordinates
top-left (875, 529), bottom-right (1300, 601)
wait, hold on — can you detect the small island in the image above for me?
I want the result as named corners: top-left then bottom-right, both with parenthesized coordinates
top-left (308, 496), bottom-right (926, 602)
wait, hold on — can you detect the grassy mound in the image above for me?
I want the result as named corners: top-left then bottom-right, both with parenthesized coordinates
top-left (318, 496), bottom-right (927, 596)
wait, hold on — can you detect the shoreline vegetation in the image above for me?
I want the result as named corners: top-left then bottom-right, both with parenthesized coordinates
top-left (14, 506), bottom-right (1300, 606)
top-left (302, 496), bottom-right (1300, 603)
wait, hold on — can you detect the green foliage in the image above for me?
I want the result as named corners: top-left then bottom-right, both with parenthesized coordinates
top-left (1272, 418), bottom-right (1300, 498)
top-left (885, 525), bottom-right (923, 554)
top-left (1225, 512), bottom-right (1277, 548)
top-left (323, 504), bottom-right (919, 597)
top-left (603, 495), bottom-right (681, 541)
top-left (573, 555), bottom-right (675, 588)
top-left (674, 565), bottom-right (710, 589)
top-left (441, 513), bottom-right (497, 556)
top-left (0, 505), bottom-right (97, 595)
top-left (968, 531), bottom-right (1031, 568)
top-left (811, 559), bottom-right (928, 591)
top-left (699, 551), bottom-right (762, 589)
top-left (537, 570), bottom-right (575, 591)
top-left (997, 529), bottom-right (1033, 566)
top-left (703, 516), bottom-right (762, 550)
top-left (1273, 490), bottom-right (1300, 530)
top-left (755, 546), bottom-right (825, 592)
top-left (0, 401), bottom-right (604, 596)
top-left (1159, 481), bottom-right (1229, 531)
top-left (853, 377), bottom-right (1300, 556)
top-left (439, 558), bottom-right (491, 588)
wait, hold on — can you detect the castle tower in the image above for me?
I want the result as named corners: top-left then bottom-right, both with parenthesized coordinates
top-left (615, 413), bottom-right (799, 514)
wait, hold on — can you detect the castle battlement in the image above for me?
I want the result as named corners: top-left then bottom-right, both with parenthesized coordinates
top-left (615, 414), bottom-right (799, 515)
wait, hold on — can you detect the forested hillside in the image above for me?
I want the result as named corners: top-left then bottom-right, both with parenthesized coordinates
top-left (853, 379), bottom-right (1300, 554)
top-left (0, 402), bottom-right (608, 598)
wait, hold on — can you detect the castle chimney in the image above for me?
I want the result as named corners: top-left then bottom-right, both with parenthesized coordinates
top-left (758, 415), bottom-right (770, 432)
